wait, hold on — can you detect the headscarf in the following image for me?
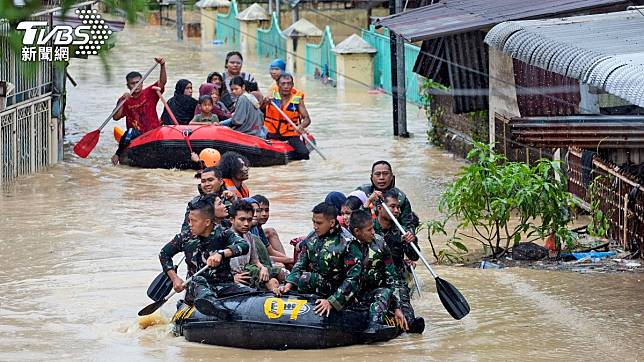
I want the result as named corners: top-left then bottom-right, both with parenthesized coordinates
top-left (161, 79), bottom-right (197, 125)
top-left (324, 192), bottom-right (347, 215)
top-left (199, 82), bottom-right (215, 97)
top-left (347, 190), bottom-right (368, 204)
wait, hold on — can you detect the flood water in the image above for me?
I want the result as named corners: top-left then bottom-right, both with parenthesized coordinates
top-left (1, 25), bottom-right (643, 361)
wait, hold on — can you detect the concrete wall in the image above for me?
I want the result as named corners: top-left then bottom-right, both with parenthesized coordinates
top-left (487, 48), bottom-right (520, 144)
top-left (431, 95), bottom-right (489, 158)
top-left (335, 53), bottom-right (373, 89)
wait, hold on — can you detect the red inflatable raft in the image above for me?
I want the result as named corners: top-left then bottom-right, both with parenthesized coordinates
top-left (117, 125), bottom-right (310, 169)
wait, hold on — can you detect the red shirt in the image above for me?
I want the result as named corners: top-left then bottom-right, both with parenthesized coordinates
top-left (121, 81), bottom-right (163, 133)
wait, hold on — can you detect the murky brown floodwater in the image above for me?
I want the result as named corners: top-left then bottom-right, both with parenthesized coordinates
top-left (1, 25), bottom-right (643, 361)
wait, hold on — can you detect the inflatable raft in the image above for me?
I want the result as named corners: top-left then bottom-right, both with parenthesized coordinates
top-left (172, 291), bottom-right (400, 349)
top-left (116, 125), bottom-right (312, 169)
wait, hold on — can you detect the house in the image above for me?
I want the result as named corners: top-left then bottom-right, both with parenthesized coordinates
top-left (373, 0), bottom-right (644, 157)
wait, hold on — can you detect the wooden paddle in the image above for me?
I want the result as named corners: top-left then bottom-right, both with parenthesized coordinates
top-left (155, 89), bottom-right (194, 154)
top-left (269, 101), bottom-right (327, 160)
top-left (73, 63), bottom-right (158, 158)
top-left (138, 265), bottom-right (209, 316)
top-left (379, 200), bottom-right (470, 320)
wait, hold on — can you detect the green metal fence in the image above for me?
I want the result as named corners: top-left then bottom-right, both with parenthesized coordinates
top-left (361, 25), bottom-right (423, 105)
top-left (216, 0), bottom-right (240, 45)
top-left (304, 26), bottom-right (336, 79)
top-left (256, 12), bottom-right (287, 59)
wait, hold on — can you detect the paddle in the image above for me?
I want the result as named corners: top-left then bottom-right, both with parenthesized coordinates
top-left (138, 265), bottom-right (209, 316)
top-left (147, 256), bottom-right (185, 302)
top-left (73, 62), bottom-right (158, 158)
top-left (379, 200), bottom-right (470, 320)
top-left (408, 264), bottom-right (422, 298)
top-left (269, 101), bottom-right (327, 160)
top-left (155, 89), bottom-right (194, 154)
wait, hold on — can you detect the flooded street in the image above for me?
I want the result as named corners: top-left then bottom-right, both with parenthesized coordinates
top-left (1, 25), bottom-right (643, 361)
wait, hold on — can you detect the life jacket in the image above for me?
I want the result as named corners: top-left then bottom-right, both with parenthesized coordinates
top-left (223, 178), bottom-right (250, 198)
top-left (264, 88), bottom-right (304, 137)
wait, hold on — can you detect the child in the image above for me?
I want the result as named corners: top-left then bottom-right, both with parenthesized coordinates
top-left (190, 95), bottom-right (220, 125)
top-left (211, 84), bottom-right (232, 120)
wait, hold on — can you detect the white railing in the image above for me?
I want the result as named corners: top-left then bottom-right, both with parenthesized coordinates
top-left (1, 96), bottom-right (55, 185)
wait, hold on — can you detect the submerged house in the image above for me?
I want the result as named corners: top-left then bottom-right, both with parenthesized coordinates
top-left (484, 9), bottom-right (644, 257)
top-left (374, 0), bottom-right (644, 157)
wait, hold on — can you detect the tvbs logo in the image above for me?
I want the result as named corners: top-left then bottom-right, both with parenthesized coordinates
top-left (18, 9), bottom-right (112, 62)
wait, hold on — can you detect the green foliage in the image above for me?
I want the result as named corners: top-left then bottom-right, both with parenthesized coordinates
top-left (420, 78), bottom-right (449, 147)
top-left (439, 142), bottom-right (576, 257)
top-left (417, 219), bottom-right (468, 265)
top-left (587, 176), bottom-right (611, 238)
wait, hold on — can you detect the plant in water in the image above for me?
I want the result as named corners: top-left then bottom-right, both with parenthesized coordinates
top-left (440, 142), bottom-right (577, 258)
top-left (417, 219), bottom-right (469, 264)
top-left (586, 176), bottom-right (611, 238)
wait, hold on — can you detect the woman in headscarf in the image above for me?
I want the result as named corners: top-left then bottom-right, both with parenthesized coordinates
top-left (161, 79), bottom-right (197, 125)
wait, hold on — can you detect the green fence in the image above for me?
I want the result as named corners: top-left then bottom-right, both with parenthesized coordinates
top-left (361, 25), bottom-right (423, 105)
top-left (304, 26), bottom-right (336, 79)
top-left (216, 0), bottom-right (240, 45)
top-left (256, 12), bottom-right (287, 59)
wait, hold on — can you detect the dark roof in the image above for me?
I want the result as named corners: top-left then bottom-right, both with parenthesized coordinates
top-left (373, 0), bottom-right (631, 42)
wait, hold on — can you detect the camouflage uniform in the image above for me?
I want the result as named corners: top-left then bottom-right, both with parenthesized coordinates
top-left (286, 227), bottom-right (363, 311)
top-left (358, 234), bottom-right (403, 325)
top-left (356, 183), bottom-right (418, 231)
top-left (159, 224), bottom-right (249, 302)
top-left (373, 217), bottom-right (419, 325)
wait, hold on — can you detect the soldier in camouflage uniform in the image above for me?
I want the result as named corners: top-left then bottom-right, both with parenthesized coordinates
top-left (349, 209), bottom-right (408, 333)
top-left (373, 190), bottom-right (425, 333)
top-left (180, 166), bottom-right (233, 235)
top-left (159, 198), bottom-right (249, 316)
top-left (279, 202), bottom-right (363, 317)
top-left (356, 160), bottom-right (418, 232)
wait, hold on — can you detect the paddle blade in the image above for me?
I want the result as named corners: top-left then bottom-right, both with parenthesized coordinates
top-left (74, 129), bottom-right (101, 158)
top-left (436, 277), bottom-right (470, 320)
top-left (146, 271), bottom-right (173, 302)
top-left (138, 298), bottom-right (167, 316)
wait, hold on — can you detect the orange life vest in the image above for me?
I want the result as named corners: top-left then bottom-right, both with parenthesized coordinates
top-left (223, 178), bottom-right (250, 198)
top-left (264, 88), bottom-right (304, 137)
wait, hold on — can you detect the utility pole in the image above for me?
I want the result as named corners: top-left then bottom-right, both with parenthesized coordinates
top-left (176, 0), bottom-right (183, 41)
top-left (388, 0), bottom-right (408, 137)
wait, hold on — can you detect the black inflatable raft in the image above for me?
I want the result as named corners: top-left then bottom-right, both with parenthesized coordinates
top-left (172, 292), bottom-right (400, 349)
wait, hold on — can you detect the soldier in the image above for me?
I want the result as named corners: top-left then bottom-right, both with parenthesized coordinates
top-left (159, 198), bottom-right (249, 316)
top-left (278, 202), bottom-right (362, 317)
top-left (180, 166), bottom-right (226, 235)
top-left (373, 190), bottom-right (424, 333)
top-left (349, 209), bottom-right (408, 334)
top-left (357, 160), bottom-right (418, 231)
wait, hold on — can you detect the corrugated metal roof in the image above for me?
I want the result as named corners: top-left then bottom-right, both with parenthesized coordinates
top-left (485, 10), bottom-right (644, 108)
top-left (374, 0), bottom-right (630, 42)
top-left (510, 116), bottom-right (644, 148)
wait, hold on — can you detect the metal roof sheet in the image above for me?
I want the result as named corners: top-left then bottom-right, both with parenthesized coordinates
top-left (485, 10), bottom-right (644, 108)
top-left (373, 0), bottom-right (630, 42)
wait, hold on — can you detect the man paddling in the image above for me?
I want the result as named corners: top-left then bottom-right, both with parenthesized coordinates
top-left (180, 167), bottom-right (227, 234)
top-left (278, 203), bottom-right (362, 317)
top-left (359, 160), bottom-right (418, 232)
top-left (111, 57), bottom-right (167, 165)
top-left (349, 209), bottom-right (408, 334)
top-left (373, 190), bottom-right (424, 332)
top-left (159, 199), bottom-right (248, 315)
top-left (262, 73), bottom-right (311, 160)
